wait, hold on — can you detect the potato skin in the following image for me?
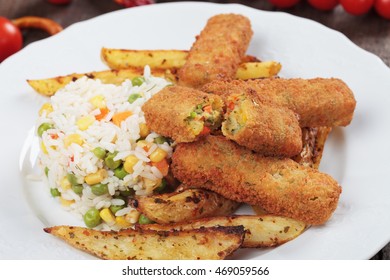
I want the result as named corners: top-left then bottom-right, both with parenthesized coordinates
top-left (202, 78), bottom-right (356, 127)
top-left (172, 135), bottom-right (341, 225)
top-left (142, 86), bottom-right (223, 142)
top-left (293, 127), bottom-right (332, 169)
top-left (44, 225), bottom-right (245, 260)
top-left (178, 14), bottom-right (253, 88)
top-left (132, 188), bottom-right (240, 224)
top-left (137, 215), bottom-right (306, 248)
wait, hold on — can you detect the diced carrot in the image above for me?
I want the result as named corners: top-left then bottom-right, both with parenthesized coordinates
top-left (227, 102), bottom-right (235, 111)
top-left (199, 126), bottom-right (211, 136)
top-left (49, 133), bottom-right (58, 139)
top-left (203, 105), bottom-right (212, 113)
top-left (112, 111), bottom-right (132, 126)
top-left (230, 94), bottom-right (240, 101)
top-left (96, 107), bottom-right (109, 121)
top-left (151, 158), bottom-right (169, 176)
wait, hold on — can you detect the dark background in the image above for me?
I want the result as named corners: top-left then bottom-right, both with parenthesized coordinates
top-left (0, 0), bottom-right (389, 259)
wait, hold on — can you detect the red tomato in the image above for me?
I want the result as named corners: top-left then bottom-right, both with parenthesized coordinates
top-left (47, 0), bottom-right (72, 4)
top-left (268, 0), bottom-right (301, 8)
top-left (308, 0), bottom-right (339, 11)
top-left (0, 17), bottom-right (23, 62)
top-left (375, 0), bottom-right (390, 19)
top-left (340, 0), bottom-right (374, 15)
top-left (115, 0), bottom-right (154, 8)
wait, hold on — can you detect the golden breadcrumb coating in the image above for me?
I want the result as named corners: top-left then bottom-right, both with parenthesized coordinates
top-left (178, 14), bottom-right (253, 88)
top-left (172, 135), bottom-right (341, 225)
top-left (222, 95), bottom-right (302, 157)
top-left (202, 78), bottom-right (356, 127)
top-left (142, 86), bottom-right (224, 143)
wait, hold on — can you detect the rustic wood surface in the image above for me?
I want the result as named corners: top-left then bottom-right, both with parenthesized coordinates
top-left (0, 0), bottom-right (389, 259)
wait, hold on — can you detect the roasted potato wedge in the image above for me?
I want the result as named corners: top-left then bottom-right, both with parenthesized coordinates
top-left (27, 68), bottom-right (174, 96)
top-left (28, 61), bottom-right (280, 96)
top-left (101, 48), bottom-right (260, 70)
top-left (132, 188), bottom-right (240, 224)
top-left (101, 48), bottom-right (189, 70)
top-left (44, 225), bottom-right (244, 260)
top-left (293, 127), bottom-right (332, 169)
top-left (137, 215), bottom-right (306, 248)
top-left (235, 61), bottom-right (282, 80)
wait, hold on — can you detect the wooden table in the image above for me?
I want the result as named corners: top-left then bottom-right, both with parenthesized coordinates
top-left (1, 0), bottom-right (389, 259)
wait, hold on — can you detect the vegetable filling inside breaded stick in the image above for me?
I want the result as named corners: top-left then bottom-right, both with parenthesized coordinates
top-left (178, 14), bottom-right (253, 88)
top-left (186, 101), bottom-right (223, 136)
top-left (221, 93), bottom-right (302, 157)
top-left (142, 86), bottom-right (224, 143)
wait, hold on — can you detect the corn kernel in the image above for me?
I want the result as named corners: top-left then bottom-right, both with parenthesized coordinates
top-left (99, 208), bottom-right (115, 225)
top-left (39, 103), bottom-right (53, 116)
top-left (64, 134), bottom-right (83, 148)
top-left (124, 155), bottom-right (139, 173)
top-left (76, 115), bottom-right (95, 131)
top-left (115, 216), bottom-right (132, 228)
top-left (125, 210), bottom-right (140, 224)
top-left (85, 169), bottom-right (108, 185)
top-left (60, 177), bottom-right (72, 190)
top-left (59, 197), bottom-right (74, 207)
top-left (149, 148), bottom-right (168, 163)
top-left (139, 123), bottom-right (150, 138)
top-left (40, 141), bottom-right (48, 154)
top-left (89, 95), bottom-right (106, 109)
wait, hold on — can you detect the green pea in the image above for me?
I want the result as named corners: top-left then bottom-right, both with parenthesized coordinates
top-left (128, 93), bottom-right (142, 104)
top-left (50, 188), bottom-right (60, 197)
top-left (189, 111), bottom-right (197, 119)
top-left (109, 204), bottom-right (125, 215)
top-left (67, 173), bottom-right (78, 186)
top-left (114, 165), bottom-right (128, 179)
top-left (72, 184), bottom-right (83, 195)
top-left (120, 189), bottom-right (135, 197)
top-left (138, 214), bottom-right (154, 225)
top-left (154, 136), bottom-right (167, 144)
top-left (83, 208), bottom-right (101, 228)
top-left (37, 123), bottom-right (53, 137)
top-left (154, 178), bottom-right (167, 194)
top-left (92, 147), bottom-right (106, 159)
top-left (131, 76), bottom-right (145, 87)
top-left (44, 167), bottom-right (49, 177)
top-left (104, 151), bottom-right (121, 170)
top-left (91, 183), bottom-right (108, 196)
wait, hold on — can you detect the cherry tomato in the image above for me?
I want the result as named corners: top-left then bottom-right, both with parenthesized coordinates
top-left (375, 0), bottom-right (390, 19)
top-left (0, 17), bottom-right (23, 62)
top-left (268, 0), bottom-right (301, 8)
top-left (47, 0), bottom-right (72, 4)
top-left (308, 0), bottom-right (339, 11)
top-left (115, 0), bottom-right (154, 8)
top-left (340, 0), bottom-right (374, 15)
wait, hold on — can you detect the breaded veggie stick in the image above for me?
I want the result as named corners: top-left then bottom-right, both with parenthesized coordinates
top-left (178, 14), bottom-right (253, 88)
top-left (202, 78), bottom-right (356, 127)
top-left (222, 93), bottom-right (302, 157)
top-left (142, 86), bottom-right (224, 143)
top-left (172, 135), bottom-right (341, 225)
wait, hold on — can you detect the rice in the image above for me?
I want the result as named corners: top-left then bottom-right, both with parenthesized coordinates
top-left (36, 67), bottom-right (172, 230)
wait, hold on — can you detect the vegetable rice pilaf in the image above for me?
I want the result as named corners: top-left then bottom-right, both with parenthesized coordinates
top-left (36, 67), bottom-right (173, 230)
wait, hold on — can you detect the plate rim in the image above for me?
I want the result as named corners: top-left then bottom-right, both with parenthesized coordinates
top-left (1, 1), bottom-right (390, 260)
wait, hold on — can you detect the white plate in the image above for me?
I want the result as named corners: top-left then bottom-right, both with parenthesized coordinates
top-left (1, 2), bottom-right (389, 260)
